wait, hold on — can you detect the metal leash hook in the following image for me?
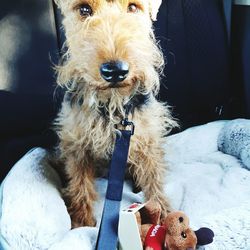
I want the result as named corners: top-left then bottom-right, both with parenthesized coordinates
top-left (120, 103), bottom-right (135, 135)
top-left (121, 118), bottom-right (135, 135)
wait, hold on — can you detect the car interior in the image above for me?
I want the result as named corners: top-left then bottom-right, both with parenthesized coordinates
top-left (0, 0), bottom-right (249, 181)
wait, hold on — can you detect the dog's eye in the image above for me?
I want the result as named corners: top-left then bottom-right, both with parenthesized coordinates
top-left (79, 4), bottom-right (93, 17)
top-left (128, 3), bottom-right (139, 13)
top-left (181, 232), bottom-right (187, 238)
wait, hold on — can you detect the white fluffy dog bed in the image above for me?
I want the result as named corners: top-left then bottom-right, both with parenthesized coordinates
top-left (1, 119), bottom-right (250, 249)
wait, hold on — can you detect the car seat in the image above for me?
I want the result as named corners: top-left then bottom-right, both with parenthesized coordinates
top-left (0, 0), bottom-right (249, 181)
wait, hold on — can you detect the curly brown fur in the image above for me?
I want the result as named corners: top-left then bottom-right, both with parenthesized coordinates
top-left (53, 0), bottom-right (178, 228)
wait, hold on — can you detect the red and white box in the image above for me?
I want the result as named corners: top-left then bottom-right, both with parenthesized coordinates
top-left (118, 202), bottom-right (146, 250)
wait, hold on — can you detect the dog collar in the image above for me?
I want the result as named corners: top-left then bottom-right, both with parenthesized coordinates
top-left (98, 93), bottom-right (151, 118)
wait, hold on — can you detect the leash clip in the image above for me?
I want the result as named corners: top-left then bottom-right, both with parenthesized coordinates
top-left (121, 118), bottom-right (135, 135)
top-left (116, 102), bottom-right (135, 135)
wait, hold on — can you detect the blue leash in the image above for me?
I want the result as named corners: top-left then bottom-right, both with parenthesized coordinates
top-left (96, 114), bottom-right (134, 250)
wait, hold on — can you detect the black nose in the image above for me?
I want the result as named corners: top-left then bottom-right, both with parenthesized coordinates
top-left (100, 61), bottom-right (129, 83)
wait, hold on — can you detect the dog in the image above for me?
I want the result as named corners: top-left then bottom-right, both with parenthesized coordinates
top-left (53, 0), bottom-right (177, 228)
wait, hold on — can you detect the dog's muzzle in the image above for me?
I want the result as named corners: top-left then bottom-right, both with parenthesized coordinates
top-left (100, 61), bottom-right (129, 85)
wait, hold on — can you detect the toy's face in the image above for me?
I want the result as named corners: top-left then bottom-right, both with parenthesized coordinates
top-left (163, 212), bottom-right (197, 250)
top-left (165, 228), bottom-right (197, 250)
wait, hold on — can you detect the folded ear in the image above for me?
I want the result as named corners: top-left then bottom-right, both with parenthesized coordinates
top-left (54, 0), bottom-right (63, 10)
top-left (149, 0), bottom-right (162, 21)
top-left (54, 0), bottom-right (60, 7)
top-left (53, 0), bottom-right (66, 14)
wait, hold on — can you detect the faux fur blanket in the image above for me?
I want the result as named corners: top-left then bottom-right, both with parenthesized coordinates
top-left (1, 119), bottom-right (250, 249)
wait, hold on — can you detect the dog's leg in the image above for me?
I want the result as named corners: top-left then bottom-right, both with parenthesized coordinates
top-left (63, 157), bottom-right (97, 228)
top-left (129, 142), bottom-right (172, 218)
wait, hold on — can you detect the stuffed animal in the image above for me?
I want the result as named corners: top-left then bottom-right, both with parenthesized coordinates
top-left (135, 201), bottom-right (214, 250)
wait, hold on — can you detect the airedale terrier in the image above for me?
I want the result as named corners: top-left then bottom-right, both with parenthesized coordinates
top-left (54, 0), bottom-right (177, 228)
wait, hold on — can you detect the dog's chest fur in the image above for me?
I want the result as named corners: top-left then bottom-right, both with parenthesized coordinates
top-left (56, 93), bottom-right (162, 177)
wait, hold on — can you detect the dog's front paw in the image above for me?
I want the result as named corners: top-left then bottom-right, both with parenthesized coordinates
top-left (71, 212), bottom-right (96, 228)
top-left (154, 196), bottom-right (173, 219)
top-left (69, 203), bottom-right (97, 228)
top-left (63, 190), bottom-right (97, 228)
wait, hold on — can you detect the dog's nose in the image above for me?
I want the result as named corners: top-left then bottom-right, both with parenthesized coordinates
top-left (100, 61), bottom-right (129, 83)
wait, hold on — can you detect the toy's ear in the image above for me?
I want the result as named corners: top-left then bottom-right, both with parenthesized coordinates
top-left (149, 0), bottom-right (162, 21)
top-left (195, 227), bottom-right (214, 246)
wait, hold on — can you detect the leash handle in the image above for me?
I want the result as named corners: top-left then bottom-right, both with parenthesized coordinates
top-left (96, 128), bottom-right (133, 250)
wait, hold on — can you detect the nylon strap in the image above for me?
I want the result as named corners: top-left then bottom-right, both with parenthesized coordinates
top-left (96, 129), bottom-right (132, 250)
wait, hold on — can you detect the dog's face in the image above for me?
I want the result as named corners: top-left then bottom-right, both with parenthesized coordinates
top-left (55, 0), bottom-right (163, 100)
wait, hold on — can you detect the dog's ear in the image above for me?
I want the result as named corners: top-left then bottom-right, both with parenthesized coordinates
top-left (149, 0), bottom-right (162, 21)
top-left (54, 0), bottom-right (65, 14)
top-left (54, 0), bottom-right (61, 9)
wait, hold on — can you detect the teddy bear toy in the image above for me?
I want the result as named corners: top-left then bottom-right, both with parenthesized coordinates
top-left (135, 201), bottom-right (214, 250)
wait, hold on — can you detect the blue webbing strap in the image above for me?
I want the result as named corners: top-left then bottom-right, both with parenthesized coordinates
top-left (96, 129), bottom-right (132, 250)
